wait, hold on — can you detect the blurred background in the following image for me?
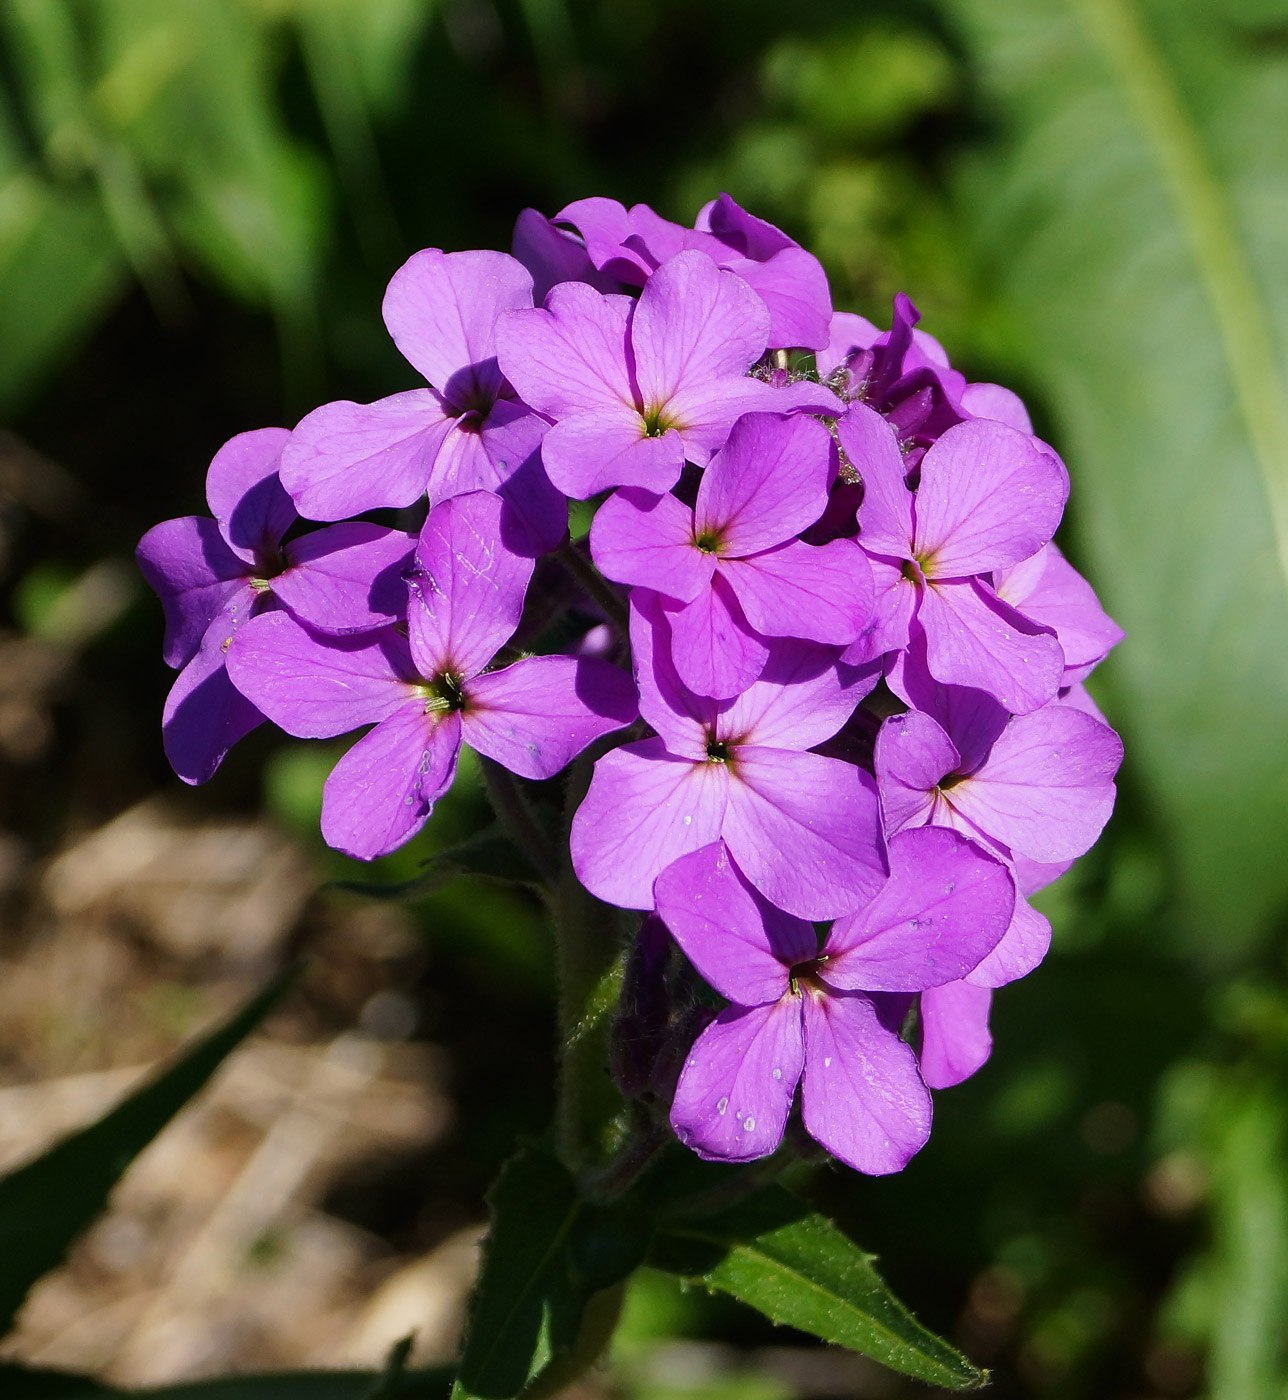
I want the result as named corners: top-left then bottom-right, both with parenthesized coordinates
top-left (2, 0), bottom-right (1287, 1395)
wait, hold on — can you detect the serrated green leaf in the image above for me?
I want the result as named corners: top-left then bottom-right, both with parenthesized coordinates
top-left (328, 827), bottom-right (544, 902)
top-left (936, 0), bottom-right (1288, 955)
top-left (0, 1364), bottom-right (451, 1399)
top-left (649, 1186), bottom-right (985, 1390)
top-left (451, 1144), bottom-right (652, 1400)
top-left (0, 967), bottom-right (296, 1336)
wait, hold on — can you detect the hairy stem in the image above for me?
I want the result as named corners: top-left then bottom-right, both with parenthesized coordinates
top-left (557, 540), bottom-right (631, 635)
top-left (478, 756), bottom-right (559, 884)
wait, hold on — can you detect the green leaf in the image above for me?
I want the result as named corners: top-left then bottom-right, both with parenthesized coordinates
top-left (649, 1186), bottom-right (986, 1390)
top-left (0, 967), bottom-right (296, 1336)
top-left (329, 826), bottom-right (544, 902)
top-left (451, 1144), bottom-right (652, 1400)
top-left (0, 1364), bottom-right (451, 1399)
top-left (935, 0), bottom-right (1288, 954)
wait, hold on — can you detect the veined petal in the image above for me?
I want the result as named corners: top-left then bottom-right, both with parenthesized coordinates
top-left (653, 840), bottom-right (812, 1004)
top-left (729, 244), bottom-right (833, 351)
top-left (721, 537), bottom-right (873, 646)
top-left (918, 578), bottom-right (1064, 715)
top-left (720, 642), bottom-right (871, 752)
top-left (280, 390), bottom-right (455, 521)
top-left (278, 524), bottom-right (413, 633)
top-left (590, 487), bottom-right (713, 601)
top-left (570, 739), bottom-right (729, 910)
top-left (873, 710), bottom-right (960, 837)
top-left (723, 747), bottom-right (885, 919)
top-left (382, 248), bottom-right (532, 400)
top-left (841, 554), bottom-right (916, 665)
top-left (694, 413), bottom-right (837, 556)
top-left (665, 376), bottom-right (839, 467)
top-left (919, 981), bottom-right (992, 1089)
top-left (479, 401), bottom-right (567, 554)
top-left (162, 610), bottom-right (265, 785)
top-left (511, 207), bottom-right (615, 302)
top-left (630, 251), bottom-right (770, 410)
top-left (628, 590), bottom-right (715, 759)
top-left (965, 895), bottom-right (1052, 988)
top-left (837, 403), bottom-right (913, 558)
top-left (205, 427), bottom-right (294, 565)
top-left (463, 654), bottom-right (637, 779)
top-left (406, 492), bottom-right (534, 680)
top-left (136, 517), bottom-right (250, 669)
top-left (540, 411), bottom-right (684, 500)
top-left (670, 999), bottom-right (805, 1164)
top-left (497, 284), bottom-right (636, 418)
top-left (945, 705), bottom-right (1123, 862)
top-left (669, 575), bottom-right (770, 700)
top-left (960, 381), bottom-right (1032, 432)
top-left (800, 989), bottom-right (932, 1175)
top-left (913, 419), bottom-right (1067, 576)
top-left (321, 707), bottom-right (461, 861)
top-left (227, 612), bottom-right (416, 738)
top-left (816, 310), bottom-right (880, 379)
top-left (823, 827), bottom-right (1015, 992)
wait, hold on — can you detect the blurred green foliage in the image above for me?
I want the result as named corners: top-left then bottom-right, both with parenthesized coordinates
top-left (4, 0), bottom-right (1288, 1396)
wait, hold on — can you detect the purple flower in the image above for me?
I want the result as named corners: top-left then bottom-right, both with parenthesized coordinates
top-left (837, 402), bottom-right (1068, 714)
top-left (570, 592), bottom-right (883, 919)
top-left (918, 981), bottom-right (993, 1090)
top-left (545, 194), bottom-right (833, 350)
top-left (657, 832), bottom-right (1014, 1171)
top-left (226, 492), bottom-right (637, 860)
top-left (497, 250), bottom-right (841, 500)
top-left (136, 427), bottom-right (414, 783)
top-left (590, 413), bottom-right (874, 697)
top-left (280, 249), bottom-right (565, 552)
top-left (874, 678), bottom-right (1122, 985)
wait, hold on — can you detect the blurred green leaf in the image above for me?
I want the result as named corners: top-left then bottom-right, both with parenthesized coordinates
top-left (329, 825), bottom-right (544, 902)
top-left (0, 1364), bottom-right (451, 1398)
top-left (451, 1144), bottom-right (652, 1400)
top-left (0, 967), bottom-right (295, 1336)
top-left (937, 0), bottom-right (1288, 954)
top-left (649, 1185), bottom-right (986, 1390)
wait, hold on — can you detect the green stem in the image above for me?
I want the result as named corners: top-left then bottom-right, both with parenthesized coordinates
top-left (552, 752), bottom-right (628, 1170)
top-left (558, 541), bottom-right (630, 635)
top-left (478, 756), bottom-right (559, 884)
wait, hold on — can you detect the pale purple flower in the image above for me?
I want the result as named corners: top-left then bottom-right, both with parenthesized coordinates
top-left (837, 402), bottom-right (1068, 714)
top-left (590, 413), bottom-right (874, 697)
top-left (657, 832), bottom-right (1014, 1171)
top-left (497, 250), bottom-right (841, 500)
top-left (280, 249), bottom-right (565, 552)
top-left (918, 981), bottom-right (993, 1090)
top-left (136, 427), bottom-right (414, 783)
top-left (226, 492), bottom-right (637, 860)
top-left (570, 592), bottom-right (883, 919)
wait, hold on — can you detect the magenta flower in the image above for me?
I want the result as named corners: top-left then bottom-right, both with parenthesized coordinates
top-left (918, 981), bottom-right (993, 1090)
top-left (590, 413), bottom-right (874, 697)
top-left (497, 250), bottom-right (840, 500)
top-left (548, 193), bottom-right (833, 350)
top-left (136, 427), bottom-right (414, 783)
top-left (570, 592), bottom-right (883, 919)
top-left (836, 402), bottom-right (1068, 713)
top-left (657, 833), bottom-right (1014, 1171)
top-left (226, 492), bottom-right (637, 860)
top-left (280, 249), bottom-right (565, 552)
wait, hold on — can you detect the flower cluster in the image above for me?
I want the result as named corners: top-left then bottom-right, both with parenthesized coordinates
top-left (140, 194), bottom-right (1123, 1177)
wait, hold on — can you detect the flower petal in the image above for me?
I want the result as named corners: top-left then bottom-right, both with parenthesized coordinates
top-left (823, 827), bottom-right (1015, 992)
top-left (720, 642), bottom-right (872, 752)
top-left (914, 419), bottom-right (1068, 576)
top-left (540, 410), bottom-right (684, 500)
top-left (873, 710), bottom-right (960, 837)
top-left (669, 575), bottom-right (769, 700)
top-left (227, 612), bottom-right (415, 738)
top-left (965, 895), bottom-right (1052, 988)
top-left (406, 492), bottom-right (534, 680)
top-left (694, 413), bottom-right (837, 557)
top-left (723, 747), bottom-right (885, 919)
top-left (162, 610), bottom-right (265, 784)
top-left (382, 248), bottom-right (532, 401)
top-left (570, 739), bottom-right (729, 910)
top-left (278, 524), bottom-right (414, 632)
top-left (590, 487), bottom-right (714, 602)
top-left (800, 989), bottom-right (932, 1174)
top-left (136, 517), bottom-right (249, 669)
top-left (836, 403), bottom-right (913, 558)
top-left (321, 707), bottom-right (461, 861)
top-left (205, 427), bottom-right (294, 564)
top-left (628, 590), bottom-right (714, 759)
top-left (721, 537), bottom-right (873, 646)
top-left (653, 840), bottom-right (812, 1004)
top-left (463, 654), bottom-right (638, 779)
top-left (280, 390), bottom-right (455, 521)
top-left (670, 999), bottom-right (804, 1163)
top-left (918, 981), bottom-right (992, 1090)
